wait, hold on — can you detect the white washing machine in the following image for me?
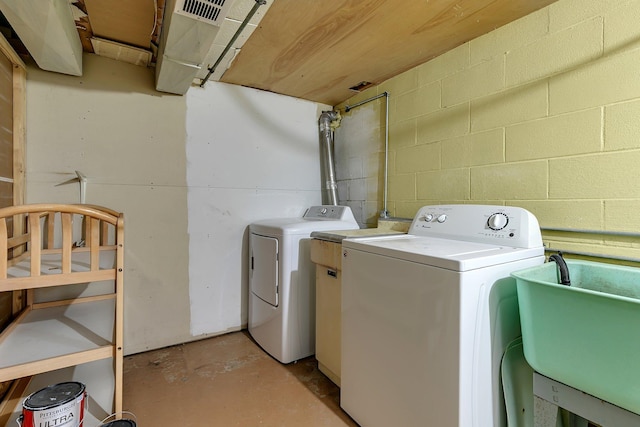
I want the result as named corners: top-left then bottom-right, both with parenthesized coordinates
top-left (341, 204), bottom-right (544, 427)
top-left (249, 205), bottom-right (359, 364)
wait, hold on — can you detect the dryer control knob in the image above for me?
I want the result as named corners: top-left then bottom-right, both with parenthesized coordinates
top-left (423, 214), bottom-right (434, 222)
top-left (437, 214), bottom-right (447, 223)
top-left (487, 213), bottom-right (509, 230)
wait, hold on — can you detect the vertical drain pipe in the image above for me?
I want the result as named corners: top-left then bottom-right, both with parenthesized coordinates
top-left (318, 110), bottom-right (341, 205)
top-left (344, 92), bottom-right (390, 218)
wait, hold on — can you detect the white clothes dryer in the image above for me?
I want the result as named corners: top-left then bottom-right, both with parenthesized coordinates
top-left (249, 206), bottom-right (359, 364)
top-left (340, 204), bottom-right (545, 427)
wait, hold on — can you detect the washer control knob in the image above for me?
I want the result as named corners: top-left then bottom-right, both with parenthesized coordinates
top-left (423, 214), bottom-right (434, 222)
top-left (437, 214), bottom-right (447, 223)
top-left (487, 213), bottom-right (509, 230)
top-left (320, 207), bottom-right (328, 215)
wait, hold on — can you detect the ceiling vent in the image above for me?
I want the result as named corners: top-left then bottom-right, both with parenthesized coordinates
top-left (175, 0), bottom-right (231, 26)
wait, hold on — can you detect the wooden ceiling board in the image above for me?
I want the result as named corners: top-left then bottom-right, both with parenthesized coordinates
top-left (220, 0), bottom-right (558, 105)
top-left (84, 0), bottom-right (156, 48)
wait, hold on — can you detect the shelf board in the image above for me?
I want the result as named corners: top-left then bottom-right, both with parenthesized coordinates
top-left (0, 299), bottom-right (115, 382)
top-left (0, 249), bottom-right (116, 292)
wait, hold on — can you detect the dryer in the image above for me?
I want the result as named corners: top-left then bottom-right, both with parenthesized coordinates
top-left (340, 204), bottom-right (544, 427)
top-left (249, 205), bottom-right (359, 364)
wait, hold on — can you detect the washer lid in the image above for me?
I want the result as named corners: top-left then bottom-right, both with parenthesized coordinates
top-left (342, 234), bottom-right (544, 271)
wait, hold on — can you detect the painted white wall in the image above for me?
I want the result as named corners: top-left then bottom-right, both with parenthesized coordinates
top-left (25, 54), bottom-right (327, 354)
top-left (185, 82), bottom-right (325, 336)
top-left (26, 54), bottom-right (191, 354)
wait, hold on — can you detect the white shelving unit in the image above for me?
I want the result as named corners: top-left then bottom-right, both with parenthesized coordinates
top-left (0, 204), bottom-right (124, 426)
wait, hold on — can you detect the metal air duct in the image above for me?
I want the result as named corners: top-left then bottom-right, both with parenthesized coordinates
top-left (0, 0), bottom-right (82, 76)
top-left (155, 0), bottom-right (232, 94)
top-left (318, 110), bottom-right (341, 206)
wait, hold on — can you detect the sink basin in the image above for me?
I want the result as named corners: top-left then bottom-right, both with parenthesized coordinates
top-left (512, 260), bottom-right (640, 415)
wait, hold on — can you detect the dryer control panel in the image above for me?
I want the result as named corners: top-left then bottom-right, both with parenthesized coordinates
top-left (409, 204), bottom-right (543, 249)
top-left (304, 205), bottom-right (356, 222)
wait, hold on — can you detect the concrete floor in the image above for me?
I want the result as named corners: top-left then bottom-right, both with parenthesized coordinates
top-left (123, 331), bottom-right (358, 426)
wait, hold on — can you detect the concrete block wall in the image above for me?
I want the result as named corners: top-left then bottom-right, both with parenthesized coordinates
top-left (336, 0), bottom-right (640, 260)
top-left (334, 101), bottom-right (386, 227)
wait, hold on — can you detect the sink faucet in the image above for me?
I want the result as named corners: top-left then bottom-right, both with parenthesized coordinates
top-left (548, 252), bottom-right (571, 286)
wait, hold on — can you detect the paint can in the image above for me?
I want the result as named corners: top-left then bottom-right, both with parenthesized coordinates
top-left (18, 382), bottom-right (86, 427)
top-left (98, 411), bottom-right (137, 427)
top-left (99, 421), bottom-right (137, 427)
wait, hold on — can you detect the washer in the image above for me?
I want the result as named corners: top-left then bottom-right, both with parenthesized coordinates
top-left (340, 204), bottom-right (544, 427)
top-left (249, 205), bottom-right (359, 364)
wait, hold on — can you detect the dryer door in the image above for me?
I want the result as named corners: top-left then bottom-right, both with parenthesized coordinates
top-left (250, 233), bottom-right (279, 306)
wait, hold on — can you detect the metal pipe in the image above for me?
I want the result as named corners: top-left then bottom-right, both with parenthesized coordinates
top-left (344, 92), bottom-right (388, 112)
top-left (546, 248), bottom-right (640, 264)
top-left (541, 226), bottom-right (640, 263)
top-left (199, 0), bottom-right (266, 87)
top-left (343, 92), bottom-right (390, 218)
top-left (382, 92), bottom-right (390, 219)
top-left (542, 226), bottom-right (640, 238)
top-left (318, 111), bottom-right (340, 205)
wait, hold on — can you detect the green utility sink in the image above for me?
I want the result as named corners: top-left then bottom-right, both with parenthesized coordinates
top-left (512, 260), bottom-right (640, 415)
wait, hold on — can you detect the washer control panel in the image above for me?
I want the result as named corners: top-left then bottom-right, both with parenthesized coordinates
top-left (410, 204), bottom-right (542, 248)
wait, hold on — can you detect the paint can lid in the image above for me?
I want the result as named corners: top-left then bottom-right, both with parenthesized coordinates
top-left (23, 382), bottom-right (86, 410)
